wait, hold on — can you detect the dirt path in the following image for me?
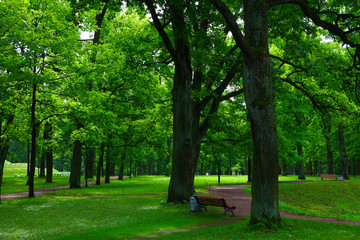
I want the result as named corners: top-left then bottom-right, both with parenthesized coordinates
top-left (1, 176), bottom-right (119, 200)
top-left (209, 184), bottom-right (360, 225)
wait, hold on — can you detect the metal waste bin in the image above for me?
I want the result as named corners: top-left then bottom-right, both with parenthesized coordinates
top-left (339, 176), bottom-right (343, 181)
top-left (190, 197), bottom-right (200, 211)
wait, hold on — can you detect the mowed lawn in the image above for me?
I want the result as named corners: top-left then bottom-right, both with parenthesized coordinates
top-left (2, 175), bottom-right (360, 239)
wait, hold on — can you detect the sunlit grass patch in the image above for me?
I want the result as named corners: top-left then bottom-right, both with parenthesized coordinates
top-left (0, 196), bottom-right (223, 240)
top-left (155, 217), bottom-right (360, 240)
top-left (279, 182), bottom-right (360, 221)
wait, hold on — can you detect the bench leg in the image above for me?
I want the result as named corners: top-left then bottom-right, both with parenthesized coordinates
top-left (224, 207), bottom-right (235, 216)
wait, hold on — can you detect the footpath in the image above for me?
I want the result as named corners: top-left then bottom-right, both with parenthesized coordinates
top-left (209, 184), bottom-right (360, 225)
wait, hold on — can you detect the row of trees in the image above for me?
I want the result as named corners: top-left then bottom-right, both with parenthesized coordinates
top-left (1, 0), bottom-right (359, 227)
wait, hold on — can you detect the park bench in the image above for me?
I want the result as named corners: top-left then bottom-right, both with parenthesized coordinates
top-left (304, 171), bottom-right (313, 175)
top-left (194, 195), bottom-right (236, 216)
top-left (320, 174), bottom-right (337, 181)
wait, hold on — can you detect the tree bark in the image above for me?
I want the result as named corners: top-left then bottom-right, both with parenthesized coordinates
top-left (297, 144), bottom-right (305, 180)
top-left (325, 136), bottom-right (334, 174)
top-left (39, 154), bottom-right (46, 177)
top-left (70, 124), bottom-right (83, 188)
top-left (166, 0), bottom-right (194, 203)
top-left (118, 150), bottom-right (126, 180)
top-left (28, 83), bottom-right (37, 197)
top-left (0, 145), bottom-right (10, 204)
top-left (105, 153), bottom-right (110, 184)
top-left (281, 159), bottom-right (287, 176)
top-left (86, 150), bottom-right (95, 178)
top-left (165, 137), bottom-right (171, 176)
top-left (96, 142), bottom-right (105, 185)
top-left (44, 122), bottom-right (53, 183)
top-left (242, 0), bottom-right (280, 225)
top-left (247, 156), bottom-right (252, 183)
top-left (338, 124), bottom-right (349, 179)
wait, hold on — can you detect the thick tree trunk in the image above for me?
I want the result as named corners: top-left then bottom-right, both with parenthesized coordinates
top-left (86, 150), bottom-right (95, 178)
top-left (165, 137), bottom-right (171, 176)
top-left (118, 150), bottom-right (126, 180)
top-left (281, 159), bottom-right (287, 176)
top-left (129, 159), bottom-right (132, 179)
top-left (46, 150), bottom-right (53, 183)
top-left (338, 124), bottom-right (349, 179)
top-left (44, 122), bottom-right (53, 183)
top-left (105, 154), bottom-right (110, 184)
top-left (39, 154), bottom-right (46, 177)
top-left (27, 140), bottom-right (30, 177)
top-left (247, 156), bottom-right (252, 183)
top-left (243, 0), bottom-right (280, 225)
top-left (217, 160), bottom-right (221, 184)
top-left (167, 0), bottom-right (194, 203)
top-left (297, 144), bottom-right (305, 180)
top-left (96, 142), bottom-right (105, 185)
top-left (70, 124), bottom-right (82, 188)
top-left (325, 137), bottom-right (334, 174)
top-left (0, 145), bottom-right (10, 204)
top-left (28, 83), bottom-right (37, 197)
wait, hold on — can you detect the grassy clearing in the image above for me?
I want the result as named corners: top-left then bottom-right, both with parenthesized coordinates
top-left (156, 217), bottom-right (360, 240)
top-left (0, 196), bottom-right (224, 240)
top-left (279, 182), bottom-right (360, 221)
top-left (1, 176), bottom-right (93, 195)
top-left (46, 175), bottom-right (170, 196)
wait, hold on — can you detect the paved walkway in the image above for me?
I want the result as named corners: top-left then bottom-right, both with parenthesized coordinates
top-left (209, 184), bottom-right (360, 225)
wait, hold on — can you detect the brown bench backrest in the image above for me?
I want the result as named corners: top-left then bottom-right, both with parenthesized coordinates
top-left (321, 174), bottom-right (337, 178)
top-left (194, 196), bottom-right (226, 208)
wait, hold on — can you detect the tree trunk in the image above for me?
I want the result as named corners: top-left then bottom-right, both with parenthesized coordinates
top-left (70, 123), bottom-right (82, 188)
top-left (105, 150), bottom-right (110, 184)
top-left (281, 159), bottom-right (287, 176)
top-left (96, 142), bottom-right (105, 185)
top-left (314, 160), bottom-right (319, 175)
top-left (338, 124), bottom-right (349, 179)
top-left (217, 160), bottom-right (221, 184)
top-left (165, 137), bottom-right (171, 176)
top-left (0, 145), bottom-right (10, 204)
top-left (86, 150), bottom-right (95, 178)
top-left (28, 83), bottom-right (37, 197)
top-left (39, 154), bottom-right (46, 177)
top-left (44, 122), bottom-right (53, 183)
top-left (27, 140), bottom-right (30, 177)
top-left (242, 0), bottom-right (280, 225)
top-left (247, 156), bottom-right (252, 183)
top-left (325, 137), bottom-right (334, 174)
top-left (297, 144), bottom-right (305, 180)
top-left (129, 159), bottom-right (132, 179)
top-left (118, 150), bottom-right (126, 180)
top-left (166, 0), bottom-right (194, 203)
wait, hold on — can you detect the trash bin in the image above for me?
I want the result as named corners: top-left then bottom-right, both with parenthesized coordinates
top-left (339, 176), bottom-right (343, 181)
top-left (190, 197), bottom-right (199, 211)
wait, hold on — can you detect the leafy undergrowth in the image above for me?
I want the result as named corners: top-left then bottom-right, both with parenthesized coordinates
top-left (0, 196), bottom-right (223, 240)
top-left (279, 182), bottom-right (360, 221)
top-left (156, 217), bottom-right (360, 240)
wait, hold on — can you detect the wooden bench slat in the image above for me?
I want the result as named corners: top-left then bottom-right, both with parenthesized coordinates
top-left (320, 174), bottom-right (337, 180)
top-left (194, 195), bottom-right (236, 216)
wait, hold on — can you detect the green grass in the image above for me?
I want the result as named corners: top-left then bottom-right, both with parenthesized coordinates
top-left (0, 196), bottom-right (224, 240)
top-left (279, 182), bottom-right (360, 221)
top-left (45, 175), bottom-right (170, 196)
top-left (2, 175), bottom-right (360, 239)
top-left (155, 217), bottom-right (360, 239)
top-left (1, 176), bottom-right (91, 194)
